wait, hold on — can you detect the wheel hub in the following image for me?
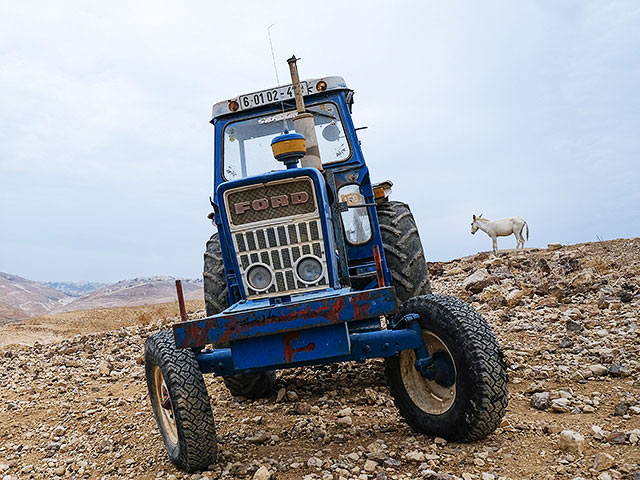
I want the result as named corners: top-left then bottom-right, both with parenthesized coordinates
top-left (431, 351), bottom-right (456, 388)
top-left (153, 366), bottom-right (179, 445)
top-left (399, 330), bottom-right (457, 415)
top-left (161, 390), bottom-right (172, 410)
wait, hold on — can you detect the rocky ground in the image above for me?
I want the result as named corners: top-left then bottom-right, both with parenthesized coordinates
top-left (0, 239), bottom-right (639, 480)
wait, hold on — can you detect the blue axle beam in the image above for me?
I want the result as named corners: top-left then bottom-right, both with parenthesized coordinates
top-left (195, 320), bottom-right (430, 376)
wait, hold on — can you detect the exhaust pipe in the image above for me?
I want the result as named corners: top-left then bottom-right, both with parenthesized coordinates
top-left (287, 55), bottom-right (323, 171)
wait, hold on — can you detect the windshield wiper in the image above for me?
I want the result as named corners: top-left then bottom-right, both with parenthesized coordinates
top-left (307, 107), bottom-right (336, 120)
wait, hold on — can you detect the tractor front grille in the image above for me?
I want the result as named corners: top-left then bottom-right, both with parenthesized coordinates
top-left (233, 220), bottom-right (328, 297)
top-left (224, 177), bottom-right (330, 299)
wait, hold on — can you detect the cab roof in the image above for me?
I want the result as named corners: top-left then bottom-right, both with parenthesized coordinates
top-left (211, 76), bottom-right (347, 121)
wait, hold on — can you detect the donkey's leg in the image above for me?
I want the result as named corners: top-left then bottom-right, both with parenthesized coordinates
top-left (492, 236), bottom-right (498, 253)
top-left (518, 227), bottom-right (525, 248)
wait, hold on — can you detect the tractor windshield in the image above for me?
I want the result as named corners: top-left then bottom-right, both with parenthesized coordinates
top-left (222, 102), bottom-right (350, 180)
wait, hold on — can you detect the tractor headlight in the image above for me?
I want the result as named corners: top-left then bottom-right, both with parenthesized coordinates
top-left (338, 184), bottom-right (372, 245)
top-left (296, 256), bottom-right (323, 284)
top-left (246, 264), bottom-right (273, 291)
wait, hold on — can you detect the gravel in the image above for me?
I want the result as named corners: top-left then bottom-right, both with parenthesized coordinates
top-left (1, 238), bottom-right (639, 479)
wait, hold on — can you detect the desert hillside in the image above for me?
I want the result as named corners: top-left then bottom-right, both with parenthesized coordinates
top-left (53, 277), bottom-right (203, 313)
top-left (0, 272), bottom-right (69, 321)
top-left (0, 239), bottom-right (638, 480)
top-left (0, 275), bottom-right (203, 323)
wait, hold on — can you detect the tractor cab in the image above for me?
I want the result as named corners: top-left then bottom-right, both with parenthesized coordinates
top-left (211, 76), bottom-right (358, 184)
top-left (207, 62), bottom-right (389, 306)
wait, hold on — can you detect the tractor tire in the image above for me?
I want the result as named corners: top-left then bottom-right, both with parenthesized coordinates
top-left (204, 233), bottom-right (227, 317)
top-left (145, 330), bottom-right (217, 472)
top-left (376, 201), bottom-right (431, 301)
top-left (220, 370), bottom-right (277, 399)
top-left (204, 232), bottom-right (276, 399)
top-left (384, 294), bottom-right (508, 442)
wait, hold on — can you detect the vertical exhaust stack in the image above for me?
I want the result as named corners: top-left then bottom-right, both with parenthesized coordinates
top-left (287, 55), bottom-right (323, 171)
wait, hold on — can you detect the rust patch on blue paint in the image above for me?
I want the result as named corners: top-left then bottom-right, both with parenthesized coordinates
top-left (173, 287), bottom-right (397, 348)
top-left (283, 331), bottom-right (316, 363)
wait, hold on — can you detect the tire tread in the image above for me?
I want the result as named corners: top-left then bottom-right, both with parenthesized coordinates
top-left (145, 330), bottom-right (217, 471)
top-left (384, 294), bottom-right (508, 442)
top-left (376, 201), bottom-right (431, 300)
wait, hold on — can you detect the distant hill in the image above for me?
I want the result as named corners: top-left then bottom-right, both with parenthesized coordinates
top-left (58, 276), bottom-right (203, 312)
top-left (0, 272), bottom-right (70, 322)
top-left (41, 281), bottom-right (108, 297)
top-left (0, 273), bottom-right (203, 322)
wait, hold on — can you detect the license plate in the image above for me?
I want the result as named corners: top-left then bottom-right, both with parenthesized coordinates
top-left (239, 82), bottom-right (311, 110)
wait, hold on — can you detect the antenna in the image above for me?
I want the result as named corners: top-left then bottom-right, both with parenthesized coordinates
top-left (267, 24), bottom-right (288, 133)
top-left (267, 24), bottom-right (281, 87)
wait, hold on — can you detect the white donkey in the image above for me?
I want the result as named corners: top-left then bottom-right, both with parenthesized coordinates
top-left (471, 214), bottom-right (529, 252)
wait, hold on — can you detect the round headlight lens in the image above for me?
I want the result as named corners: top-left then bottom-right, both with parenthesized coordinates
top-left (247, 264), bottom-right (273, 291)
top-left (296, 257), bottom-right (323, 284)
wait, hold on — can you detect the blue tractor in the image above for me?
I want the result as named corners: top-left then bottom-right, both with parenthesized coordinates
top-left (144, 57), bottom-right (508, 472)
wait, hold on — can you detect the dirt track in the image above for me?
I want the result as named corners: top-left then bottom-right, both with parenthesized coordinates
top-left (0, 240), bottom-right (639, 480)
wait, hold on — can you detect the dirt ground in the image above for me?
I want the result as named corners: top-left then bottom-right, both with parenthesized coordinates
top-left (0, 239), bottom-right (638, 480)
top-left (0, 300), bottom-right (202, 348)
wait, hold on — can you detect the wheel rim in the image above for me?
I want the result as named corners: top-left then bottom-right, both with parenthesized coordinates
top-left (399, 330), bottom-right (457, 415)
top-left (153, 365), bottom-right (179, 445)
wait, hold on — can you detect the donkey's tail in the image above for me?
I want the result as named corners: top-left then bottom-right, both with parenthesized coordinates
top-left (524, 221), bottom-right (529, 241)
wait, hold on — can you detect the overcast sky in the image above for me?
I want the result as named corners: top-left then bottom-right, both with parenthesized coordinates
top-left (1, 1), bottom-right (639, 283)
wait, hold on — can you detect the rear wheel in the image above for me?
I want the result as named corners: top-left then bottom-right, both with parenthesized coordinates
top-left (145, 330), bottom-right (217, 471)
top-left (384, 294), bottom-right (508, 442)
top-left (204, 233), bottom-right (227, 316)
top-left (220, 371), bottom-right (277, 399)
top-left (376, 201), bottom-right (431, 301)
top-left (204, 233), bottom-right (276, 399)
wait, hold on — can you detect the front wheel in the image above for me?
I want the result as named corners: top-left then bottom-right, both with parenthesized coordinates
top-left (145, 330), bottom-right (217, 471)
top-left (384, 294), bottom-right (508, 442)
